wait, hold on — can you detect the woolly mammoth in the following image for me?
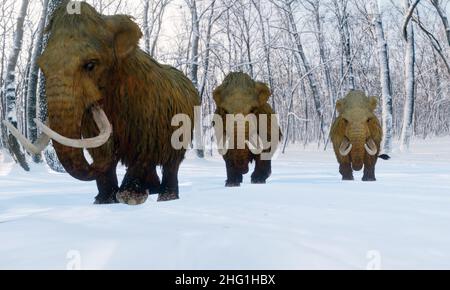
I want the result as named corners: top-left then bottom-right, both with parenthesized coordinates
top-left (213, 72), bottom-right (280, 187)
top-left (330, 90), bottom-right (389, 181)
top-left (4, 1), bottom-right (200, 205)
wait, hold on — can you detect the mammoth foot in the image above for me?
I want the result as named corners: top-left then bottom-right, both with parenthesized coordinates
top-left (157, 192), bottom-right (179, 202)
top-left (225, 181), bottom-right (241, 187)
top-left (116, 190), bottom-right (149, 206)
top-left (251, 178), bottom-right (267, 184)
top-left (342, 176), bottom-right (354, 181)
top-left (94, 195), bottom-right (119, 205)
top-left (362, 176), bottom-right (376, 182)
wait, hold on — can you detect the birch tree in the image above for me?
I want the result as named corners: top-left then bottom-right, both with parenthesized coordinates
top-left (27, 0), bottom-right (49, 153)
top-left (2, 0), bottom-right (30, 126)
top-left (430, 0), bottom-right (450, 46)
top-left (400, 0), bottom-right (417, 151)
top-left (185, 0), bottom-right (204, 158)
top-left (1, 0), bottom-right (30, 170)
top-left (252, 0), bottom-right (276, 109)
top-left (38, 0), bottom-right (66, 172)
top-left (371, 0), bottom-right (394, 153)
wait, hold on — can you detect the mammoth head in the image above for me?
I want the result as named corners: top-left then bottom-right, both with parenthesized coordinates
top-left (334, 91), bottom-right (381, 171)
top-left (213, 72), bottom-right (271, 115)
top-left (5, 1), bottom-right (143, 180)
top-left (38, 1), bottom-right (142, 108)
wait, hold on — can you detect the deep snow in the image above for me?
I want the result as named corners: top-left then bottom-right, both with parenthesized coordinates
top-left (1, 138), bottom-right (450, 270)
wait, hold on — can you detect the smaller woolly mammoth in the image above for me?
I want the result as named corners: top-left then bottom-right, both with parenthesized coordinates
top-left (213, 72), bottom-right (280, 187)
top-left (330, 90), bottom-right (389, 181)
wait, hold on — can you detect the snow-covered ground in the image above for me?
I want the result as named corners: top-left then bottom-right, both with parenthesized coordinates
top-left (1, 138), bottom-right (450, 270)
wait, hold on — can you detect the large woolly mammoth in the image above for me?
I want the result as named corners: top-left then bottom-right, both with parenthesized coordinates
top-left (330, 90), bottom-right (389, 181)
top-left (4, 1), bottom-right (200, 205)
top-left (213, 72), bottom-right (280, 187)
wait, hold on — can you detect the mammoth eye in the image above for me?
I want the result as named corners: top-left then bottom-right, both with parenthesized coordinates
top-left (83, 61), bottom-right (97, 72)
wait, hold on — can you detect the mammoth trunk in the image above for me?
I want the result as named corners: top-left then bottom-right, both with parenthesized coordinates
top-left (348, 131), bottom-right (366, 171)
top-left (350, 142), bottom-right (365, 171)
top-left (47, 93), bottom-right (102, 181)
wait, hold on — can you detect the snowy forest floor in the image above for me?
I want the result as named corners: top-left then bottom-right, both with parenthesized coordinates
top-left (1, 138), bottom-right (450, 270)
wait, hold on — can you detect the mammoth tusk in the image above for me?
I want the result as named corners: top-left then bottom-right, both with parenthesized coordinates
top-left (34, 107), bottom-right (112, 149)
top-left (2, 120), bottom-right (51, 155)
top-left (365, 139), bottom-right (378, 156)
top-left (339, 138), bottom-right (352, 156)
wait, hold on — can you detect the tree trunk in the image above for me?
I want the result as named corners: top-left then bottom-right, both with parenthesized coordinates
top-left (400, 0), bottom-right (416, 151)
top-left (3, 0), bottom-right (30, 124)
top-left (343, 11), bottom-right (355, 90)
top-left (430, 0), bottom-right (450, 46)
top-left (143, 0), bottom-right (151, 54)
top-left (1, 0), bottom-right (30, 170)
top-left (187, 0), bottom-right (204, 158)
top-left (312, 0), bottom-right (335, 111)
top-left (39, 0), bottom-right (66, 172)
top-left (252, 0), bottom-right (276, 110)
top-left (371, 0), bottom-right (394, 153)
top-left (27, 0), bottom-right (49, 156)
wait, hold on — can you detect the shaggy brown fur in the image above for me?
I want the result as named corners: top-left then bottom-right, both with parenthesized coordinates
top-left (38, 1), bottom-right (200, 204)
top-left (330, 90), bottom-right (382, 181)
top-left (213, 72), bottom-right (280, 187)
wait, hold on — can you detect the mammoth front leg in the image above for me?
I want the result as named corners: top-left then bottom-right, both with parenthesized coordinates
top-left (145, 165), bottom-right (161, 195)
top-left (339, 162), bottom-right (354, 181)
top-left (225, 160), bottom-right (243, 187)
top-left (94, 164), bottom-right (119, 204)
top-left (362, 155), bottom-right (377, 182)
top-left (158, 161), bottom-right (182, 202)
top-left (251, 156), bottom-right (272, 184)
top-left (337, 152), bottom-right (354, 180)
top-left (117, 167), bottom-right (149, 206)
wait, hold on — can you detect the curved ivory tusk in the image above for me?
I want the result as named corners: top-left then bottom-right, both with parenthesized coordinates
top-left (34, 107), bottom-right (112, 149)
top-left (2, 120), bottom-right (50, 155)
top-left (365, 139), bottom-right (378, 156)
top-left (339, 138), bottom-right (352, 156)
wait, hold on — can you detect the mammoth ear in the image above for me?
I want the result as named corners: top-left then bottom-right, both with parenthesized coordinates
top-left (104, 15), bottom-right (142, 59)
top-left (369, 96), bottom-right (378, 112)
top-left (213, 87), bottom-right (222, 106)
top-left (336, 99), bottom-right (344, 114)
top-left (255, 82), bottom-right (271, 105)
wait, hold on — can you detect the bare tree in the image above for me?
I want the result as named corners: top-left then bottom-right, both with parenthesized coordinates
top-left (430, 0), bottom-right (450, 46)
top-left (252, 0), bottom-right (276, 109)
top-left (371, 0), bottom-right (394, 153)
top-left (1, 0), bottom-right (30, 170)
top-left (143, 0), bottom-right (172, 57)
top-left (2, 0), bottom-right (30, 126)
top-left (27, 0), bottom-right (49, 154)
top-left (332, 0), bottom-right (356, 92)
top-left (283, 0), bottom-right (327, 142)
top-left (400, 0), bottom-right (417, 151)
top-left (185, 0), bottom-right (204, 158)
top-left (305, 0), bottom-right (336, 111)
